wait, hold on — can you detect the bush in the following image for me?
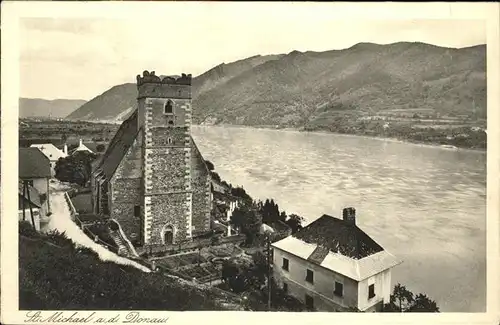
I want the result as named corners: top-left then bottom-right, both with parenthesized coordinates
top-left (18, 233), bottom-right (230, 310)
top-left (45, 230), bottom-right (74, 248)
top-left (19, 221), bottom-right (39, 238)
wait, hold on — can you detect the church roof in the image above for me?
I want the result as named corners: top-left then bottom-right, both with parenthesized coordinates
top-left (94, 109), bottom-right (139, 180)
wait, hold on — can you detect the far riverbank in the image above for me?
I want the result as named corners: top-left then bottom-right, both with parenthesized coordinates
top-left (196, 123), bottom-right (487, 153)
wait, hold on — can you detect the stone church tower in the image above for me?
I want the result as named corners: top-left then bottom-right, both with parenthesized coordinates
top-left (91, 71), bottom-right (212, 249)
top-left (138, 71), bottom-right (196, 245)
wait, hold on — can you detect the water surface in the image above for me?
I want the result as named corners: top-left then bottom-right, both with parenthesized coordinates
top-left (192, 125), bottom-right (486, 312)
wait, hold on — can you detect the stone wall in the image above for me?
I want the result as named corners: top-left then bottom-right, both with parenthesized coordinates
top-left (191, 141), bottom-right (211, 235)
top-left (149, 193), bottom-right (190, 244)
top-left (110, 133), bottom-right (143, 242)
top-left (149, 98), bottom-right (190, 128)
top-left (149, 148), bottom-right (187, 193)
top-left (150, 127), bottom-right (187, 147)
top-left (137, 83), bottom-right (192, 100)
top-left (143, 93), bottom-right (193, 245)
top-left (110, 178), bottom-right (141, 242)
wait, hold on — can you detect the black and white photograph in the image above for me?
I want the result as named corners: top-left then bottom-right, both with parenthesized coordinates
top-left (1, 2), bottom-right (499, 324)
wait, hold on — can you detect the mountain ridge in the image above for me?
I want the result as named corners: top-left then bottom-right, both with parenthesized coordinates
top-left (66, 42), bottom-right (487, 128)
top-left (19, 98), bottom-right (87, 119)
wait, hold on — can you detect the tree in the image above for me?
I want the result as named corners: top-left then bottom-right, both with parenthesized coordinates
top-left (230, 204), bottom-right (262, 245)
top-left (383, 283), bottom-right (439, 312)
top-left (205, 160), bottom-right (215, 171)
top-left (285, 214), bottom-right (304, 234)
top-left (54, 151), bottom-right (97, 187)
top-left (211, 171), bottom-right (221, 183)
top-left (408, 294), bottom-right (440, 312)
top-left (231, 186), bottom-right (253, 202)
top-left (279, 211), bottom-right (287, 223)
top-left (96, 144), bottom-right (105, 152)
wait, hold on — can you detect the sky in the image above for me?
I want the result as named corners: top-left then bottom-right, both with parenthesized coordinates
top-left (17, 3), bottom-right (488, 101)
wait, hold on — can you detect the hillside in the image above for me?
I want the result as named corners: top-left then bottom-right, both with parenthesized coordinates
top-left (194, 42), bottom-right (486, 127)
top-left (19, 98), bottom-right (86, 119)
top-left (66, 42), bottom-right (486, 129)
top-left (19, 225), bottom-right (244, 311)
top-left (66, 83), bottom-right (137, 121)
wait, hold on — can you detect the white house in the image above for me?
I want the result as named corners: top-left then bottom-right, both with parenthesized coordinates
top-left (71, 139), bottom-right (94, 155)
top-left (271, 207), bottom-right (402, 312)
top-left (30, 143), bottom-right (67, 176)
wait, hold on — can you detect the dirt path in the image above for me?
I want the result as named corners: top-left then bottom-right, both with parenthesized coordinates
top-left (44, 181), bottom-right (150, 273)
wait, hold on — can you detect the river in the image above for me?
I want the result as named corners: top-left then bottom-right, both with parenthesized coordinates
top-left (191, 125), bottom-right (486, 312)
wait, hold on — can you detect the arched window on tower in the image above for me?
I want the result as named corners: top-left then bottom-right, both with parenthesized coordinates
top-left (164, 100), bottom-right (174, 115)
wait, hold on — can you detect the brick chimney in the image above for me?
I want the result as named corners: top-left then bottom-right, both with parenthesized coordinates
top-left (342, 207), bottom-right (356, 225)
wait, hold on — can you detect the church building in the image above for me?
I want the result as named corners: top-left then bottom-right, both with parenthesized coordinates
top-left (91, 71), bottom-right (212, 247)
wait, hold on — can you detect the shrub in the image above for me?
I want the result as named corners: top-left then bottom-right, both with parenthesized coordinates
top-left (19, 221), bottom-right (39, 238)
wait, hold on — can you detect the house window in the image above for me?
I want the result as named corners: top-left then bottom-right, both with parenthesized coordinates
top-left (164, 100), bottom-right (174, 114)
top-left (167, 137), bottom-right (173, 145)
top-left (305, 294), bottom-right (314, 310)
top-left (282, 258), bottom-right (289, 271)
top-left (334, 281), bottom-right (344, 297)
top-left (283, 282), bottom-right (288, 294)
top-left (368, 284), bottom-right (375, 299)
top-left (306, 269), bottom-right (314, 284)
top-left (134, 205), bottom-right (140, 217)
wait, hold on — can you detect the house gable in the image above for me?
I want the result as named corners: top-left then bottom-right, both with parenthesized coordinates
top-left (19, 148), bottom-right (51, 179)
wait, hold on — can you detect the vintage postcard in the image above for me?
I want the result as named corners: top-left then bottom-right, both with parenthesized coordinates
top-left (1, 2), bottom-right (499, 325)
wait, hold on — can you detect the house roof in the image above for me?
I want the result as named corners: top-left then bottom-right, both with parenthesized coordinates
top-left (70, 143), bottom-right (94, 155)
top-left (18, 181), bottom-right (42, 208)
top-left (19, 148), bottom-right (51, 179)
top-left (30, 143), bottom-right (67, 162)
top-left (292, 214), bottom-right (383, 259)
top-left (93, 109), bottom-right (139, 181)
top-left (272, 236), bottom-right (401, 282)
top-left (83, 142), bottom-right (98, 153)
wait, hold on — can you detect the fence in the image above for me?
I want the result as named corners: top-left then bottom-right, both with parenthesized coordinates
top-left (64, 191), bottom-right (121, 255)
top-left (137, 234), bottom-right (246, 257)
top-left (64, 191), bottom-right (78, 221)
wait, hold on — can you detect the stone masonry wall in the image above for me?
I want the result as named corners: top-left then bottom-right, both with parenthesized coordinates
top-left (148, 193), bottom-right (190, 244)
top-left (150, 98), bottom-right (190, 128)
top-left (111, 178), bottom-right (141, 241)
top-left (191, 142), bottom-right (211, 235)
top-left (143, 94), bottom-right (193, 245)
top-left (110, 133), bottom-right (143, 242)
top-left (150, 127), bottom-right (187, 147)
top-left (149, 148), bottom-right (187, 193)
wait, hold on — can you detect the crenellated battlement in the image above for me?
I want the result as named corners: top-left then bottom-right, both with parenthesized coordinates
top-left (137, 70), bottom-right (192, 87)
